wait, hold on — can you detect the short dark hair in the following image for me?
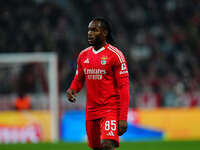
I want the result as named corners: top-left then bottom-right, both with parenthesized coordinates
top-left (92, 17), bottom-right (115, 45)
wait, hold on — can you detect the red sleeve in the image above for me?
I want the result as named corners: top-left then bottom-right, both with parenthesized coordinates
top-left (113, 51), bottom-right (130, 121)
top-left (70, 54), bottom-right (85, 92)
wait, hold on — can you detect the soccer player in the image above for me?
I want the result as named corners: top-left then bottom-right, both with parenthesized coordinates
top-left (66, 17), bottom-right (129, 150)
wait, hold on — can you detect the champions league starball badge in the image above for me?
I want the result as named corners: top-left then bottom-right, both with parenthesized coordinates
top-left (101, 56), bottom-right (108, 65)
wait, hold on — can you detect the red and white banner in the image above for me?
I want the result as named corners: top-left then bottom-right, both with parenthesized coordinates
top-left (0, 111), bottom-right (52, 143)
top-left (0, 124), bottom-right (41, 143)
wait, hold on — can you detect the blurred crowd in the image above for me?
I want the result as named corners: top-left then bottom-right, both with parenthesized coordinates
top-left (0, 0), bottom-right (200, 108)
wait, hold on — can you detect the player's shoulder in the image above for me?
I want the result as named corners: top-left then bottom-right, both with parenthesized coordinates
top-left (107, 44), bottom-right (126, 63)
top-left (107, 44), bottom-right (124, 56)
top-left (79, 46), bottom-right (92, 56)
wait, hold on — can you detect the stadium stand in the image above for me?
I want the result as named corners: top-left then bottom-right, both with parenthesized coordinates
top-left (0, 0), bottom-right (199, 109)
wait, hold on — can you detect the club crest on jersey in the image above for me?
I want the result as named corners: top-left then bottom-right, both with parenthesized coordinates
top-left (101, 56), bottom-right (108, 65)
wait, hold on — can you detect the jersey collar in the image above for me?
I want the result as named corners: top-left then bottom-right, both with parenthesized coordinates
top-left (92, 46), bottom-right (105, 54)
top-left (92, 44), bottom-right (109, 54)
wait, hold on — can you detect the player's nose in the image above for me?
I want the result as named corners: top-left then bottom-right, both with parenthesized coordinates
top-left (88, 30), bottom-right (92, 35)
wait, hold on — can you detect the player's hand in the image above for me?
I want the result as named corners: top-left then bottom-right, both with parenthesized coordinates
top-left (118, 120), bottom-right (127, 136)
top-left (66, 88), bottom-right (77, 103)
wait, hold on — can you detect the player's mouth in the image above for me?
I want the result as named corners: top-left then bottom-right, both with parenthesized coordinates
top-left (88, 37), bottom-right (95, 43)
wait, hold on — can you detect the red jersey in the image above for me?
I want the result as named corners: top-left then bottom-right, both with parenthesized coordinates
top-left (70, 44), bottom-right (129, 120)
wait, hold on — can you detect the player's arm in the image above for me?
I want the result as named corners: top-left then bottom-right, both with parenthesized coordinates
top-left (66, 54), bottom-right (85, 103)
top-left (113, 52), bottom-right (130, 136)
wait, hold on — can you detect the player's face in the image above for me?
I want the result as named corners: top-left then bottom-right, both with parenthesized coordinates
top-left (88, 21), bottom-right (105, 46)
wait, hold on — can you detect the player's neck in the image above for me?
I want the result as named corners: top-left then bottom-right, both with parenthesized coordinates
top-left (93, 41), bottom-right (107, 51)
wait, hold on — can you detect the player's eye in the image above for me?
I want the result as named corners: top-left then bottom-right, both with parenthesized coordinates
top-left (93, 29), bottom-right (97, 32)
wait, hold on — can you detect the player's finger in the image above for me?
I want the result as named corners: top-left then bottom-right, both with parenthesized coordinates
top-left (118, 125), bottom-right (127, 136)
top-left (69, 95), bottom-right (77, 103)
top-left (68, 98), bottom-right (75, 103)
top-left (65, 91), bottom-right (76, 103)
top-left (118, 130), bottom-right (123, 136)
top-left (66, 91), bottom-right (71, 99)
top-left (118, 126), bottom-right (123, 136)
